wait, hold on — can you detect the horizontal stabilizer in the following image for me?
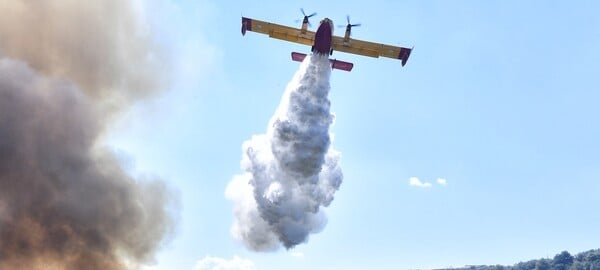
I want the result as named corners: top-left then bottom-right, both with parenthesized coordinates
top-left (330, 58), bottom-right (353, 71)
top-left (291, 52), bottom-right (307, 62)
top-left (291, 52), bottom-right (353, 72)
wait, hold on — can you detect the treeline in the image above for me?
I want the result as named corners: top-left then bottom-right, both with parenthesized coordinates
top-left (439, 249), bottom-right (600, 270)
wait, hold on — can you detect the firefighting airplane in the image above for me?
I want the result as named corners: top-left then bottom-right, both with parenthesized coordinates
top-left (241, 9), bottom-right (413, 72)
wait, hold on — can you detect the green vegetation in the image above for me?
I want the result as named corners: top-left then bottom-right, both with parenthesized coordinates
top-left (439, 249), bottom-right (600, 270)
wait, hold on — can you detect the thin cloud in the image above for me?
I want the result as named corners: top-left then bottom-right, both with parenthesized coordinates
top-left (408, 177), bottom-right (432, 188)
top-left (290, 251), bottom-right (305, 258)
top-left (437, 178), bottom-right (448, 186)
top-left (195, 256), bottom-right (255, 270)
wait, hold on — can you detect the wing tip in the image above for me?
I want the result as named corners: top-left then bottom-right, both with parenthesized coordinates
top-left (399, 46), bottom-right (413, 67)
top-left (241, 17), bottom-right (252, 35)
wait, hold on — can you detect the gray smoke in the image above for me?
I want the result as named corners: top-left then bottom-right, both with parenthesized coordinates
top-left (0, 1), bottom-right (176, 269)
top-left (226, 54), bottom-right (343, 251)
top-left (0, 0), bottom-right (165, 112)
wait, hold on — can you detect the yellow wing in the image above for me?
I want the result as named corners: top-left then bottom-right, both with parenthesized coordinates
top-left (331, 35), bottom-right (413, 66)
top-left (242, 17), bottom-right (315, 47)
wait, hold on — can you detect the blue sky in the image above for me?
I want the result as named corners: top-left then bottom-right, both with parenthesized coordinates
top-left (108, 1), bottom-right (600, 269)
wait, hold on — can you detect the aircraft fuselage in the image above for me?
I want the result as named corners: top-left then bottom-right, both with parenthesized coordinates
top-left (312, 18), bottom-right (333, 55)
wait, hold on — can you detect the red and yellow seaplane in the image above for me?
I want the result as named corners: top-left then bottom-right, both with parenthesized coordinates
top-left (241, 9), bottom-right (413, 72)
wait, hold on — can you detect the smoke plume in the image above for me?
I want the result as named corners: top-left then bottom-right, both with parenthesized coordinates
top-left (0, 1), bottom-right (176, 269)
top-left (226, 54), bottom-right (343, 251)
top-left (0, 0), bottom-right (164, 111)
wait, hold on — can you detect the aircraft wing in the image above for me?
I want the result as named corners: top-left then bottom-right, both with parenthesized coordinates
top-left (242, 17), bottom-right (315, 47)
top-left (331, 35), bottom-right (413, 66)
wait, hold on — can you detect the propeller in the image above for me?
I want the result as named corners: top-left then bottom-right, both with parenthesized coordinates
top-left (338, 15), bottom-right (361, 30)
top-left (295, 8), bottom-right (317, 27)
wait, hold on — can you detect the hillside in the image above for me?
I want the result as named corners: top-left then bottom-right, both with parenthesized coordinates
top-left (438, 249), bottom-right (600, 270)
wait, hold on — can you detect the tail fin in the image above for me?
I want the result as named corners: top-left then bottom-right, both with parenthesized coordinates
top-left (291, 52), bottom-right (353, 72)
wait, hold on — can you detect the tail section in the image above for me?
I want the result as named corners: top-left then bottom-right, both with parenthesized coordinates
top-left (291, 52), bottom-right (353, 72)
top-left (330, 58), bottom-right (353, 71)
top-left (291, 52), bottom-right (307, 62)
